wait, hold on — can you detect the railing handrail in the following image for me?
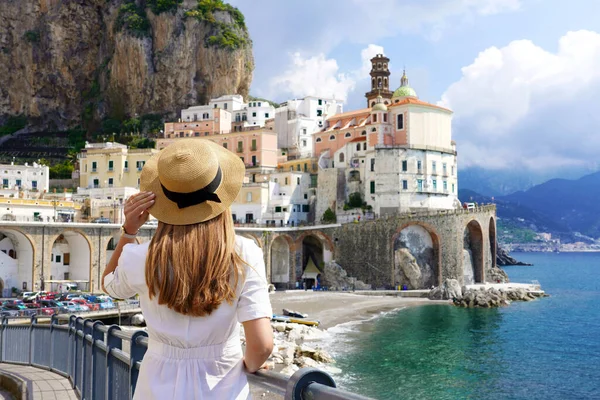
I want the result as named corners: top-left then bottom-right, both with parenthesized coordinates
top-left (0, 315), bottom-right (373, 400)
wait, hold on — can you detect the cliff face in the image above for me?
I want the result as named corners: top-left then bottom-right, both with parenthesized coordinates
top-left (0, 0), bottom-right (253, 130)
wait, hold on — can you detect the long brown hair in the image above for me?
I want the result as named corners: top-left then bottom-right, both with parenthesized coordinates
top-left (145, 209), bottom-right (245, 316)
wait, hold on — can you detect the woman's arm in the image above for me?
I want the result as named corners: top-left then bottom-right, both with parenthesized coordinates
top-left (101, 191), bottom-right (155, 292)
top-left (242, 317), bottom-right (274, 373)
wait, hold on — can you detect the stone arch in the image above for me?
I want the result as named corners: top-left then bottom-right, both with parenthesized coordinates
top-left (0, 227), bottom-right (36, 292)
top-left (295, 231), bottom-right (334, 253)
top-left (48, 229), bottom-right (93, 292)
top-left (391, 222), bottom-right (441, 289)
top-left (270, 234), bottom-right (294, 288)
top-left (489, 217), bottom-right (497, 269)
top-left (463, 220), bottom-right (484, 285)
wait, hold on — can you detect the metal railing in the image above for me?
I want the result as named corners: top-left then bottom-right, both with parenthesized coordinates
top-left (0, 315), bottom-right (372, 400)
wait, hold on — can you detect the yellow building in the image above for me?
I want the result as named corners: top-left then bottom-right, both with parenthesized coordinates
top-left (77, 143), bottom-right (158, 189)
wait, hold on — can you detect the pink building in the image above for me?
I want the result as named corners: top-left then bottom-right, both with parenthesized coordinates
top-left (157, 127), bottom-right (279, 169)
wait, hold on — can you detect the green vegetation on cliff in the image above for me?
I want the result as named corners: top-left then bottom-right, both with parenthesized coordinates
top-left (185, 0), bottom-right (248, 50)
top-left (0, 115), bottom-right (27, 136)
top-left (147, 0), bottom-right (183, 14)
top-left (116, 2), bottom-right (151, 37)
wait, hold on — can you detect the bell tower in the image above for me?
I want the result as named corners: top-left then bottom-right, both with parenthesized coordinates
top-left (365, 54), bottom-right (393, 107)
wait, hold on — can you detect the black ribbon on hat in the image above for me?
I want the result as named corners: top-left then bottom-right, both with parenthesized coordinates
top-left (160, 166), bottom-right (222, 209)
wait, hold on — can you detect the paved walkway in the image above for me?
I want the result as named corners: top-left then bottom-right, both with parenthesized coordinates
top-left (0, 364), bottom-right (77, 400)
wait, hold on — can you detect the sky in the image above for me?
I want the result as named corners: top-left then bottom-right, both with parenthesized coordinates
top-left (228, 0), bottom-right (600, 174)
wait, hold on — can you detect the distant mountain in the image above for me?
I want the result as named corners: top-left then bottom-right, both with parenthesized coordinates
top-left (502, 172), bottom-right (600, 239)
top-left (459, 166), bottom-right (597, 197)
top-left (459, 171), bottom-right (600, 241)
top-left (459, 189), bottom-right (569, 235)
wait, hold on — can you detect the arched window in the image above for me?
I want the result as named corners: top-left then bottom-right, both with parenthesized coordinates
top-left (345, 132), bottom-right (351, 138)
top-left (378, 77), bottom-right (382, 88)
top-left (339, 153), bottom-right (345, 162)
top-left (316, 137), bottom-right (322, 143)
top-left (361, 131), bottom-right (367, 136)
top-left (371, 101), bottom-right (376, 107)
top-left (363, 142), bottom-right (367, 150)
top-left (384, 101), bottom-right (389, 105)
top-left (356, 143), bottom-right (361, 151)
top-left (384, 77), bottom-right (388, 87)
top-left (377, 62), bottom-right (382, 69)
top-left (329, 135), bottom-right (335, 141)
top-left (372, 78), bottom-right (375, 88)
top-left (371, 127), bottom-right (377, 132)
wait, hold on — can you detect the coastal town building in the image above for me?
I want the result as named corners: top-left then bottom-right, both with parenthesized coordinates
top-left (158, 127), bottom-right (279, 172)
top-left (0, 162), bottom-right (50, 196)
top-left (315, 56), bottom-right (459, 219)
top-left (77, 142), bottom-right (158, 190)
top-left (166, 95), bottom-right (277, 138)
top-left (275, 96), bottom-right (343, 160)
top-left (0, 196), bottom-right (81, 222)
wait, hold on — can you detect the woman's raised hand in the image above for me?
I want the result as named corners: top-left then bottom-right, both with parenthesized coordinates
top-left (123, 191), bottom-right (156, 234)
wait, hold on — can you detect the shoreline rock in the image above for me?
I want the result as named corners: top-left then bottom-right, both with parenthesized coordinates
top-left (428, 279), bottom-right (548, 308)
top-left (244, 321), bottom-right (336, 377)
top-left (497, 247), bottom-right (533, 266)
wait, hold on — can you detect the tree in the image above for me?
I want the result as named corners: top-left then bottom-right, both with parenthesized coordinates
top-left (322, 208), bottom-right (337, 223)
top-left (348, 192), bottom-right (363, 208)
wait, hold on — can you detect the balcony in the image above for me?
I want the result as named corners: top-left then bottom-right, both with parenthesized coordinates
top-left (250, 146), bottom-right (257, 151)
top-left (91, 168), bottom-right (97, 173)
top-left (124, 168), bottom-right (129, 173)
top-left (416, 168), bottom-right (423, 174)
top-left (237, 147), bottom-right (244, 153)
top-left (431, 171), bottom-right (438, 176)
top-left (108, 168), bottom-right (114, 172)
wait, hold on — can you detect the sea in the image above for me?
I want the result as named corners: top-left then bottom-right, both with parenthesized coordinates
top-left (323, 252), bottom-right (600, 400)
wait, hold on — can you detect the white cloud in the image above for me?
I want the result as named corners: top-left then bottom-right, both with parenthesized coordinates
top-left (268, 44), bottom-right (385, 103)
top-left (441, 30), bottom-right (600, 170)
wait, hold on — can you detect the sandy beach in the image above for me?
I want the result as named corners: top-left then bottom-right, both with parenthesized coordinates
top-left (268, 290), bottom-right (447, 329)
top-left (249, 291), bottom-right (448, 398)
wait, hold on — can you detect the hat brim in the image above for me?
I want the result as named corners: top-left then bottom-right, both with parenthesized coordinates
top-left (140, 139), bottom-right (245, 225)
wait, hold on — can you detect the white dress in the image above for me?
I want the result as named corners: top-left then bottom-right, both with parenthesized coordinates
top-left (103, 236), bottom-right (272, 400)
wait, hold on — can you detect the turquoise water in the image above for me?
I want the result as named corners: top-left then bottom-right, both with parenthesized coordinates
top-left (327, 253), bottom-right (600, 399)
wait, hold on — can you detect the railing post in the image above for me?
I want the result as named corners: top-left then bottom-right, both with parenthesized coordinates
top-left (285, 368), bottom-right (336, 400)
top-left (29, 315), bottom-right (36, 366)
top-left (69, 315), bottom-right (76, 381)
top-left (90, 321), bottom-right (104, 400)
top-left (82, 319), bottom-right (93, 399)
top-left (0, 316), bottom-right (5, 362)
top-left (129, 331), bottom-right (148, 398)
top-left (50, 314), bottom-right (58, 372)
top-left (106, 325), bottom-right (122, 400)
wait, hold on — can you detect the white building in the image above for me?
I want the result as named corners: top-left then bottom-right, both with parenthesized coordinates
top-left (179, 95), bottom-right (276, 131)
top-left (275, 96), bottom-right (343, 159)
top-left (0, 162), bottom-right (49, 196)
top-left (231, 171), bottom-right (312, 227)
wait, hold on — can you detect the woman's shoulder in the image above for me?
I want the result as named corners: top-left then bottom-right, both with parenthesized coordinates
top-left (235, 235), bottom-right (261, 254)
top-left (120, 241), bottom-right (151, 270)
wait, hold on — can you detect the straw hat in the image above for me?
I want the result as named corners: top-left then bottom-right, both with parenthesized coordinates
top-left (140, 139), bottom-right (245, 225)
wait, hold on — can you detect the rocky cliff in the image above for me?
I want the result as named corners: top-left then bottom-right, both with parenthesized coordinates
top-left (0, 0), bottom-right (253, 130)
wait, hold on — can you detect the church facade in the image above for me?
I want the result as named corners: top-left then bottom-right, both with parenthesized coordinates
top-left (315, 54), bottom-right (459, 219)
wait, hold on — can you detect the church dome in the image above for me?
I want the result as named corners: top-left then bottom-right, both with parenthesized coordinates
top-left (371, 95), bottom-right (388, 111)
top-left (392, 69), bottom-right (417, 98)
top-left (393, 86), bottom-right (417, 98)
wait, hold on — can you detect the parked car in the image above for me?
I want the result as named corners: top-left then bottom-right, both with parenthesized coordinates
top-left (95, 296), bottom-right (115, 310)
top-left (93, 217), bottom-right (111, 223)
top-left (19, 291), bottom-right (36, 300)
top-left (0, 308), bottom-right (19, 317)
top-left (62, 302), bottom-right (81, 313)
top-left (71, 298), bottom-right (99, 311)
top-left (39, 300), bottom-right (68, 314)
